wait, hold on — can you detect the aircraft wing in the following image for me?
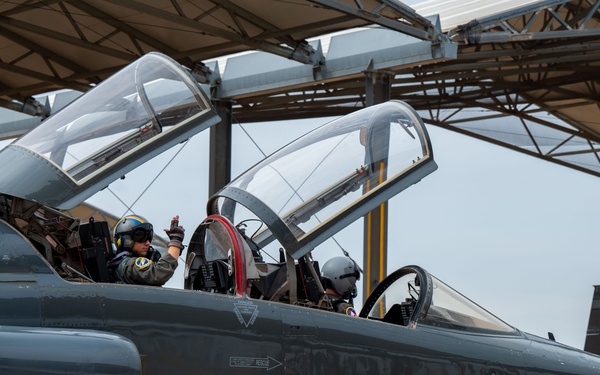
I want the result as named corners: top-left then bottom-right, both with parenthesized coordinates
top-left (0, 326), bottom-right (142, 374)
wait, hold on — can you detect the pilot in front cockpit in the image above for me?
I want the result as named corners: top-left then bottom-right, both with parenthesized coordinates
top-left (108, 215), bottom-right (185, 286)
top-left (321, 256), bottom-right (361, 316)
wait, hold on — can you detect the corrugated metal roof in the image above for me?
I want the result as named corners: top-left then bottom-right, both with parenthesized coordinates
top-left (0, 0), bottom-right (434, 112)
top-left (414, 0), bottom-right (544, 31)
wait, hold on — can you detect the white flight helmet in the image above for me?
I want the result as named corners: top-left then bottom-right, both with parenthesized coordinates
top-left (321, 256), bottom-right (361, 300)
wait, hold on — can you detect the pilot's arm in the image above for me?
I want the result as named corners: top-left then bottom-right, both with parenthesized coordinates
top-left (120, 253), bottom-right (178, 286)
top-left (327, 294), bottom-right (357, 316)
top-left (336, 300), bottom-right (357, 316)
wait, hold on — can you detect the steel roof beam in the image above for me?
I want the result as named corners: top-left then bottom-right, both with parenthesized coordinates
top-left (102, 0), bottom-right (322, 65)
top-left (66, 1), bottom-right (180, 56)
top-left (0, 25), bottom-right (89, 76)
top-left (0, 61), bottom-right (91, 95)
top-left (309, 0), bottom-right (436, 41)
top-left (452, 0), bottom-right (600, 44)
top-left (208, 0), bottom-right (298, 48)
top-left (215, 27), bottom-right (455, 99)
top-left (424, 117), bottom-right (600, 177)
top-left (0, 15), bottom-right (136, 61)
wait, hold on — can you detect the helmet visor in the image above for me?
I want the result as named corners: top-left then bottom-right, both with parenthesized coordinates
top-left (340, 269), bottom-right (360, 281)
top-left (129, 223), bottom-right (154, 243)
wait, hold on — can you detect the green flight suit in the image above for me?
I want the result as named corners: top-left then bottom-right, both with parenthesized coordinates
top-left (114, 252), bottom-right (178, 286)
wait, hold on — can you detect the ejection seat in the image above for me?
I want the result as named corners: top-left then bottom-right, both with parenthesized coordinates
top-left (184, 214), bottom-right (326, 308)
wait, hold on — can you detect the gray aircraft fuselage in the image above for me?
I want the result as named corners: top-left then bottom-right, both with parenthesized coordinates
top-left (2, 219), bottom-right (599, 375)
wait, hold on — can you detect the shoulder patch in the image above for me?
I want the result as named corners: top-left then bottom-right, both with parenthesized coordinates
top-left (345, 306), bottom-right (357, 316)
top-left (135, 257), bottom-right (151, 269)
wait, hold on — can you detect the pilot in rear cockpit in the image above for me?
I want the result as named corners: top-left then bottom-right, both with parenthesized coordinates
top-left (107, 215), bottom-right (185, 286)
top-left (321, 256), bottom-right (361, 316)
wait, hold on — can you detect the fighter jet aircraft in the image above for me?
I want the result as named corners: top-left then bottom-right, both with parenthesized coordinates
top-left (1, 52), bottom-right (599, 374)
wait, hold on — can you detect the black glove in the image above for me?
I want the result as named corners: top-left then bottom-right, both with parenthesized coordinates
top-left (165, 218), bottom-right (185, 250)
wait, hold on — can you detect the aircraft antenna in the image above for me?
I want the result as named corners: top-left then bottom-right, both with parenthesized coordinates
top-left (237, 122), bottom-right (267, 158)
top-left (336, 239), bottom-right (363, 274)
top-left (118, 140), bottom-right (190, 218)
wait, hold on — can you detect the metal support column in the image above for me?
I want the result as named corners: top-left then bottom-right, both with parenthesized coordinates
top-left (208, 100), bottom-right (232, 196)
top-left (362, 69), bottom-right (392, 302)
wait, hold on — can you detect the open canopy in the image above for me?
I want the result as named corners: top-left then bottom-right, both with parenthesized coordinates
top-left (0, 53), bottom-right (219, 209)
top-left (207, 100), bottom-right (438, 259)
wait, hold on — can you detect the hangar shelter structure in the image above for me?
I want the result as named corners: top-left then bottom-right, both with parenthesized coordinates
top-left (0, 0), bottom-right (599, 299)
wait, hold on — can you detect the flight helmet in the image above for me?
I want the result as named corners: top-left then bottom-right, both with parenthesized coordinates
top-left (321, 256), bottom-right (361, 300)
top-left (114, 215), bottom-right (154, 253)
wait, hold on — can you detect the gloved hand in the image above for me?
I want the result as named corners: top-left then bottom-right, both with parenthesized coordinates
top-left (165, 215), bottom-right (185, 251)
